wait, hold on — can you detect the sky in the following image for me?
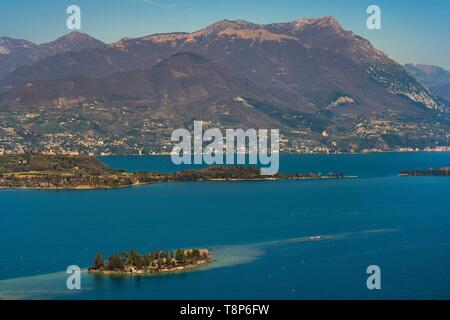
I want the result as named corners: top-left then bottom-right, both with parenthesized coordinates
top-left (0, 0), bottom-right (449, 69)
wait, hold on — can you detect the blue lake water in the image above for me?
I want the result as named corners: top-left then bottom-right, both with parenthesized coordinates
top-left (0, 152), bottom-right (449, 299)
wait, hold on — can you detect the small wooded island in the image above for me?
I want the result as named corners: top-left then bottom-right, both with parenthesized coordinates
top-left (0, 153), bottom-right (346, 190)
top-left (88, 249), bottom-right (212, 275)
top-left (400, 167), bottom-right (450, 176)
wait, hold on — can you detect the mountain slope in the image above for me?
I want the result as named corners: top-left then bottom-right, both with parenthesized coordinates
top-left (404, 63), bottom-right (450, 102)
top-left (0, 52), bottom-right (290, 128)
top-left (1, 18), bottom-right (445, 113)
top-left (0, 32), bottom-right (105, 87)
top-left (431, 83), bottom-right (450, 102)
top-left (40, 32), bottom-right (106, 54)
top-left (0, 37), bottom-right (43, 81)
top-left (0, 18), bottom-right (448, 153)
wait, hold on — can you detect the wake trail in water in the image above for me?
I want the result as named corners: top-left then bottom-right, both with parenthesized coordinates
top-left (0, 227), bottom-right (398, 300)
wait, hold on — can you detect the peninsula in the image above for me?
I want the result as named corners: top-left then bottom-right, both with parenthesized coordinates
top-left (400, 167), bottom-right (450, 176)
top-left (0, 153), bottom-right (346, 190)
top-left (88, 249), bottom-right (212, 275)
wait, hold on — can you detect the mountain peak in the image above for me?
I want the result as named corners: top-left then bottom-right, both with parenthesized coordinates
top-left (404, 63), bottom-right (450, 98)
top-left (197, 19), bottom-right (259, 35)
top-left (0, 36), bottom-right (35, 46)
top-left (1, 16), bottom-right (448, 150)
top-left (48, 31), bottom-right (104, 45)
top-left (41, 32), bottom-right (105, 53)
top-left (195, 19), bottom-right (296, 42)
top-left (291, 16), bottom-right (343, 30)
top-left (60, 31), bottom-right (92, 40)
top-left (405, 63), bottom-right (448, 75)
top-left (195, 19), bottom-right (244, 36)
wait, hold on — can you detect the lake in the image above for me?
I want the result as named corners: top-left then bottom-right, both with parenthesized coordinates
top-left (1, 152), bottom-right (449, 299)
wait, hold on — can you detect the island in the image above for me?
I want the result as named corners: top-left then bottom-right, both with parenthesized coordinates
top-left (0, 153), bottom-right (346, 190)
top-left (88, 249), bottom-right (212, 275)
top-left (400, 167), bottom-right (450, 176)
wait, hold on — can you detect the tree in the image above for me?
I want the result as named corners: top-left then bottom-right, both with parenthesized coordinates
top-left (108, 253), bottom-right (125, 271)
top-left (135, 255), bottom-right (143, 269)
top-left (142, 254), bottom-right (151, 268)
top-left (127, 249), bottom-right (140, 266)
top-left (92, 252), bottom-right (104, 270)
top-left (175, 249), bottom-right (184, 263)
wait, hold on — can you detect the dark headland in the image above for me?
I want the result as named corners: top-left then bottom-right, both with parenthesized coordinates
top-left (400, 167), bottom-right (450, 176)
top-left (0, 153), bottom-right (346, 190)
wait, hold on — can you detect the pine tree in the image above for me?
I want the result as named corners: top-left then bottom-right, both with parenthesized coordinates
top-left (92, 252), bottom-right (104, 270)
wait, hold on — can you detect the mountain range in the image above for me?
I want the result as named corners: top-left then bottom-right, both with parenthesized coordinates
top-left (0, 17), bottom-right (448, 153)
top-left (0, 32), bottom-right (105, 81)
top-left (404, 63), bottom-right (450, 102)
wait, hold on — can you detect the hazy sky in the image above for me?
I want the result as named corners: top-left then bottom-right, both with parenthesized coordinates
top-left (1, 0), bottom-right (449, 69)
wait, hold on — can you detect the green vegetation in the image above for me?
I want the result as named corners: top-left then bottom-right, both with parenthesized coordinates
top-left (400, 167), bottom-right (450, 176)
top-left (0, 153), bottom-right (111, 175)
top-left (170, 165), bottom-right (344, 181)
top-left (0, 153), bottom-right (346, 189)
top-left (88, 249), bottom-right (212, 274)
top-left (0, 153), bottom-right (141, 189)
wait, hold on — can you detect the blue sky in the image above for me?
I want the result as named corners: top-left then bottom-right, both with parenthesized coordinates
top-left (0, 0), bottom-right (449, 69)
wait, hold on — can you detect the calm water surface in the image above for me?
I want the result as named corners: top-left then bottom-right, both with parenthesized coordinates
top-left (1, 153), bottom-right (449, 299)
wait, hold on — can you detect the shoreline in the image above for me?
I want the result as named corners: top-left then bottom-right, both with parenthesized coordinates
top-left (2, 150), bottom-right (447, 158)
top-left (95, 150), bottom-right (450, 157)
top-left (0, 175), bottom-right (353, 191)
top-left (87, 249), bottom-right (213, 277)
top-left (88, 259), bottom-right (212, 276)
top-left (0, 155), bottom-right (351, 191)
top-left (3, 151), bottom-right (446, 191)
